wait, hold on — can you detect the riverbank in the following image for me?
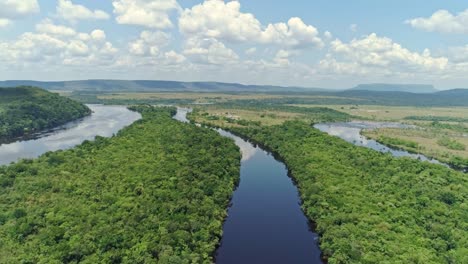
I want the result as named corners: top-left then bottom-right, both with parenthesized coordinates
top-left (178, 108), bottom-right (323, 263)
top-left (0, 106), bottom-right (241, 263)
top-left (0, 87), bottom-right (92, 144)
top-left (190, 111), bottom-right (468, 263)
top-left (0, 105), bottom-right (141, 165)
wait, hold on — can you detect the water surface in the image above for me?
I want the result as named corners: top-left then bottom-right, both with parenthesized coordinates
top-left (174, 108), bottom-right (322, 264)
top-left (0, 105), bottom-right (141, 165)
top-left (314, 121), bottom-right (442, 164)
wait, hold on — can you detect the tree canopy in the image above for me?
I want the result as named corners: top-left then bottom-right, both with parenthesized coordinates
top-left (0, 86), bottom-right (91, 142)
top-left (0, 106), bottom-right (240, 263)
top-left (225, 121), bottom-right (467, 264)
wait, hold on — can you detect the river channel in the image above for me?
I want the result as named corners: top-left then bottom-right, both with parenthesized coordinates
top-left (174, 108), bottom-right (323, 264)
top-left (0, 105), bottom-right (141, 166)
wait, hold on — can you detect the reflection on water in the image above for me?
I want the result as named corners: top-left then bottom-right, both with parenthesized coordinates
top-left (0, 105), bottom-right (141, 166)
top-left (174, 108), bottom-right (323, 263)
top-left (173, 107), bottom-right (191, 123)
top-left (174, 108), bottom-right (259, 162)
top-left (217, 129), bottom-right (258, 162)
top-left (314, 122), bottom-right (442, 165)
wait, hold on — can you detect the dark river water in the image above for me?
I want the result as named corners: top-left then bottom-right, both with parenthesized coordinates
top-left (0, 105), bottom-right (141, 166)
top-left (174, 108), bottom-right (322, 264)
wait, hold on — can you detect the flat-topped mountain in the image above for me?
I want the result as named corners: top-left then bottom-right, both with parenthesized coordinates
top-left (349, 83), bottom-right (437, 93)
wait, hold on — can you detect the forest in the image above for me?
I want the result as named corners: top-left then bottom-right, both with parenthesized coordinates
top-left (211, 120), bottom-right (468, 264)
top-left (0, 87), bottom-right (91, 142)
top-left (0, 106), bottom-right (240, 263)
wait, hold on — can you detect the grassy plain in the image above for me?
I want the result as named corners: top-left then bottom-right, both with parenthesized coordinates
top-left (96, 92), bottom-right (346, 104)
top-left (292, 104), bottom-right (468, 121)
top-left (71, 91), bottom-right (468, 169)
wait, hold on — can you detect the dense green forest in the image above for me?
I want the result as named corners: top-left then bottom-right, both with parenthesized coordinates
top-left (0, 106), bottom-right (240, 263)
top-left (0, 87), bottom-right (91, 142)
top-left (219, 121), bottom-right (467, 264)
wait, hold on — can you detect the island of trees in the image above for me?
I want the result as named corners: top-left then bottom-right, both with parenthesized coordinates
top-left (0, 106), bottom-right (240, 263)
top-left (0, 86), bottom-right (91, 143)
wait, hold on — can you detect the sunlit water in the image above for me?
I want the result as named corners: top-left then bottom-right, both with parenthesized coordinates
top-left (0, 105), bottom-right (141, 166)
top-left (314, 121), bottom-right (442, 164)
top-left (174, 108), bottom-right (323, 264)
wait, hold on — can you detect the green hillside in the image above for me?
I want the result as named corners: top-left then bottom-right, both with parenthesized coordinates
top-left (0, 86), bottom-right (91, 142)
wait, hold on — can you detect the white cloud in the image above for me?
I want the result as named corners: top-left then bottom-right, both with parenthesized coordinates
top-left (319, 33), bottom-right (448, 76)
top-left (0, 0), bottom-right (39, 18)
top-left (36, 19), bottom-right (76, 36)
top-left (350, 24), bottom-right (357, 32)
top-left (245, 47), bottom-right (256, 55)
top-left (91, 29), bottom-right (106, 42)
top-left (113, 0), bottom-right (181, 29)
top-left (57, 0), bottom-right (109, 23)
top-left (406, 9), bottom-right (468, 34)
top-left (274, 49), bottom-right (291, 66)
top-left (0, 0), bottom-right (39, 26)
top-left (0, 18), bottom-right (11, 27)
top-left (0, 20), bottom-right (117, 68)
top-left (164, 50), bottom-right (186, 64)
top-left (183, 38), bottom-right (239, 65)
top-left (128, 30), bottom-right (170, 56)
top-left (179, 0), bottom-right (323, 49)
top-left (324, 31), bottom-right (333, 39)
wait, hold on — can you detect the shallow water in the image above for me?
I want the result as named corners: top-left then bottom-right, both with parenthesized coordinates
top-left (314, 121), bottom-right (442, 164)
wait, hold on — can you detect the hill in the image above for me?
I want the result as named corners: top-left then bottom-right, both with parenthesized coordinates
top-left (0, 86), bottom-right (91, 142)
top-left (0, 80), bottom-right (327, 93)
top-left (349, 83), bottom-right (437, 93)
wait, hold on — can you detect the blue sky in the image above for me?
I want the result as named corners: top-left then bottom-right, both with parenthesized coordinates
top-left (1, 0), bottom-right (468, 89)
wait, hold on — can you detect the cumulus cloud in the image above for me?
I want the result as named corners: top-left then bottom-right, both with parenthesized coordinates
top-left (0, 18), bottom-right (11, 27)
top-left (183, 38), bottom-right (239, 65)
top-left (164, 50), bottom-right (186, 64)
top-left (0, 0), bottom-right (39, 26)
top-left (128, 30), bottom-right (170, 56)
top-left (36, 19), bottom-right (76, 36)
top-left (56, 0), bottom-right (109, 23)
top-left (179, 0), bottom-right (323, 49)
top-left (245, 47), bottom-right (256, 55)
top-left (406, 9), bottom-right (468, 34)
top-left (113, 0), bottom-right (181, 29)
top-left (319, 33), bottom-right (448, 76)
top-left (0, 20), bottom-right (117, 68)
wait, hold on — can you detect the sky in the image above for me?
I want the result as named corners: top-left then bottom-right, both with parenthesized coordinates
top-left (1, 0), bottom-right (468, 89)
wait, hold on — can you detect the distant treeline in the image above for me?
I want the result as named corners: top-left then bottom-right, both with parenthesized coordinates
top-left (0, 87), bottom-right (91, 142)
top-left (405, 115), bottom-right (468, 123)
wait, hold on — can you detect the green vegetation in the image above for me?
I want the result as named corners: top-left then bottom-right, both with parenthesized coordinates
top-left (190, 106), bottom-right (353, 128)
top-left (0, 106), bottom-right (240, 263)
top-left (0, 87), bottom-right (91, 142)
top-left (376, 136), bottom-right (419, 150)
top-left (437, 137), bottom-right (466, 151)
top-left (196, 117), bottom-right (467, 263)
top-left (405, 115), bottom-right (468, 123)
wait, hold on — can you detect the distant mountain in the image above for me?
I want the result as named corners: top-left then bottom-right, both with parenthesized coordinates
top-left (436, 88), bottom-right (468, 96)
top-left (0, 80), bottom-right (328, 93)
top-left (349, 83), bottom-right (437, 93)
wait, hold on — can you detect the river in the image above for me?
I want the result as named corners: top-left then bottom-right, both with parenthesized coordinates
top-left (314, 121), bottom-right (443, 164)
top-left (0, 105), bottom-right (141, 166)
top-left (174, 108), bottom-right (323, 264)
